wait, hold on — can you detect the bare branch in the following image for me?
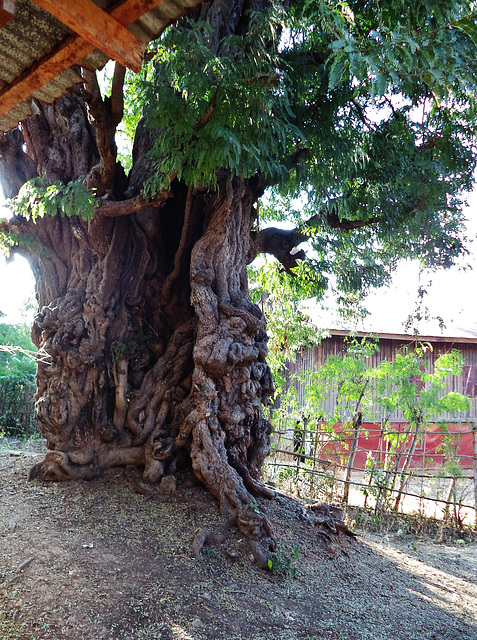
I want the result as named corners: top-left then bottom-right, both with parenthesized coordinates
top-left (253, 226), bottom-right (307, 274)
top-left (253, 203), bottom-right (378, 272)
top-left (0, 344), bottom-right (51, 364)
top-left (94, 188), bottom-right (172, 218)
top-left (325, 209), bottom-right (378, 231)
top-left (0, 218), bottom-right (17, 234)
top-left (0, 129), bottom-right (38, 199)
top-left (82, 64), bottom-right (126, 196)
top-left (82, 67), bottom-right (101, 106)
top-left (351, 98), bottom-right (374, 130)
top-left (110, 63), bottom-right (126, 126)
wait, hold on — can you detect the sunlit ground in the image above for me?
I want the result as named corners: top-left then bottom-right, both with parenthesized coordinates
top-left (365, 532), bottom-right (477, 634)
top-left (346, 473), bottom-right (476, 526)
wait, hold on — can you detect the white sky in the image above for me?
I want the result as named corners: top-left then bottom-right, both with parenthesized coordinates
top-left (0, 200), bottom-right (35, 323)
top-left (1, 189), bottom-right (477, 334)
top-left (311, 188), bottom-right (477, 338)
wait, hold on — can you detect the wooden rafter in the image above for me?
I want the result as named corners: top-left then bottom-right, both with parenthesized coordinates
top-left (30, 0), bottom-right (145, 72)
top-left (0, 0), bottom-right (167, 120)
top-left (0, 35), bottom-right (94, 119)
top-left (0, 0), bottom-right (15, 28)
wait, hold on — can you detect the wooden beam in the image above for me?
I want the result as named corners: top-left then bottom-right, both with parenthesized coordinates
top-left (112, 0), bottom-right (168, 26)
top-left (30, 0), bottom-right (145, 72)
top-left (0, 35), bottom-right (94, 119)
top-left (0, 0), bottom-right (168, 120)
top-left (0, 0), bottom-right (15, 28)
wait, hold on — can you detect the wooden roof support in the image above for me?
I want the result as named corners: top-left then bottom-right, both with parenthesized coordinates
top-left (30, 0), bottom-right (145, 72)
top-left (0, 0), bottom-right (167, 119)
top-left (113, 0), bottom-right (167, 23)
top-left (0, 0), bottom-right (15, 29)
top-left (0, 35), bottom-right (95, 119)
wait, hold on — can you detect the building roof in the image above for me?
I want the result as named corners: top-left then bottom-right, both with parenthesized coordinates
top-left (310, 305), bottom-right (477, 344)
top-left (0, 0), bottom-right (203, 133)
top-left (325, 328), bottom-right (477, 345)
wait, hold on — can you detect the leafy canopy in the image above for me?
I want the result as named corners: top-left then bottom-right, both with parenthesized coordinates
top-left (5, 1), bottom-right (477, 307)
top-left (141, 0), bottom-right (477, 300)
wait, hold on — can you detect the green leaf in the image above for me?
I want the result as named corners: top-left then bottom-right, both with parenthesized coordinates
top-left (328, 54), bottom-right (349, 90)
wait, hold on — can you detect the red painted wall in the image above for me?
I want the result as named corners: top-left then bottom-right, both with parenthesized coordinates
top-left (320, 422), bottom-right (473, 470)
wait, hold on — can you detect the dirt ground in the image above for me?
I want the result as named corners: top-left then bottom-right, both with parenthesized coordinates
top-left (1, 444), bottom-right (476, 640)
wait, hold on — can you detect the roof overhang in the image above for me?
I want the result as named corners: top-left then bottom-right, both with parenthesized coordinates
top-left (326, 328), bottom-right (477, 345)
top-left (0, 0), bottom-right (203, 133)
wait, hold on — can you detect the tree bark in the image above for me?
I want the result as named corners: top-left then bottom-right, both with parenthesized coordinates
top-left (0, 0), bottom-right (350, 566)
top-left (0, 79), bottom-right (278, 562)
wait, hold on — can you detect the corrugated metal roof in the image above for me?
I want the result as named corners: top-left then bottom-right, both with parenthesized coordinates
top-left (326, 328), bottom-right (477, 344)
top-left (310, 304), bottom-right (477, 342)
top-left (0, 0), bottom-right (202, 133)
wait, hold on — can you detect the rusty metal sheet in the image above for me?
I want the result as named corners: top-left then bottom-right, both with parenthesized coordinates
top-left (0, 0), bottom-right (203, 133)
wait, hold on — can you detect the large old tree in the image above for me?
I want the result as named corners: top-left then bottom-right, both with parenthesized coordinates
top-left (1, 0), bottom-right (477, 565)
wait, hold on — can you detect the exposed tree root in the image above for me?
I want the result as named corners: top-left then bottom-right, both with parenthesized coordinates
top-left (27, 447), bottom-right (146, 482)
top-left (192, 518), bottom-right (235, 559)
top-left (125, 466), bottom-right (180, 501)
top-left (28, 451), bottom-right (99, 482)
top-left (303, 502), bottom-right (358, 539)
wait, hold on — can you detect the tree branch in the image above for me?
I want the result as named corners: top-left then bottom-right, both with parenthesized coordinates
top-left (324, 209), bottom-right (378, 231)
top-left (351, 98), bottom-right (374, 130)
top-left (252, 204), bottom-right (378, 272)
top-left (0, 129), bottom-right (38, 199)
top-left (110, 63), bottom-right (126, 125)
top-left (162, 184), bottom-right (194, 301)
top-left (0, 218), bottom-right (18, 234)
top-left (95, 188), bottom-right (172, 218)
top-left (82, 63), bottom-right (126, 197)
top-left (253, 226), bottom-right (307, 274)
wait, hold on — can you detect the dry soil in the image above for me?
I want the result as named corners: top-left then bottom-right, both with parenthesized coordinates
top-left (0, 446), bottom-right (476, 640)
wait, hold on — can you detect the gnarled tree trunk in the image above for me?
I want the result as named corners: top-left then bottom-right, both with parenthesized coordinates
top-left (1, 78), bottom-right (279, 563)
top-left (0, 0), bottom-right (354, 566)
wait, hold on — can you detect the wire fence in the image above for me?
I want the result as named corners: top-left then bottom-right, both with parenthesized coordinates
top-left (266, 462), bottom-right (473, 508)
top-left (264, 422), bottom-right (477, 529)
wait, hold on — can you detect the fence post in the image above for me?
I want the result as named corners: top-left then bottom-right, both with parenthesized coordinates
top-left (394, 417), bottom-right (422, 511)
top-left (472, 422), bottom-right (477, 528)
top-left (343, 411), bottom-right (363, 504)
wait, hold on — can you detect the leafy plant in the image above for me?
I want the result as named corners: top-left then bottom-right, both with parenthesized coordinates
top-left (0, 323), bottom-right (37, 437)
top-left (267, 545), bottom-right (300, 577)
top-left (268, 335), bottom-right (470, 511)
top-left (249, 260), bottom-right (325, 395)
top-left (10, 178), bottom-right (96, 222)
top-left (364, 347), bottom-right (469, 510)
top-left (250, 502), bottom-right (260, 514)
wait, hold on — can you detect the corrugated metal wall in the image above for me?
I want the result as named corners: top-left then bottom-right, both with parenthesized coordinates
top-left (285, 335), bottom-right (477, 423)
